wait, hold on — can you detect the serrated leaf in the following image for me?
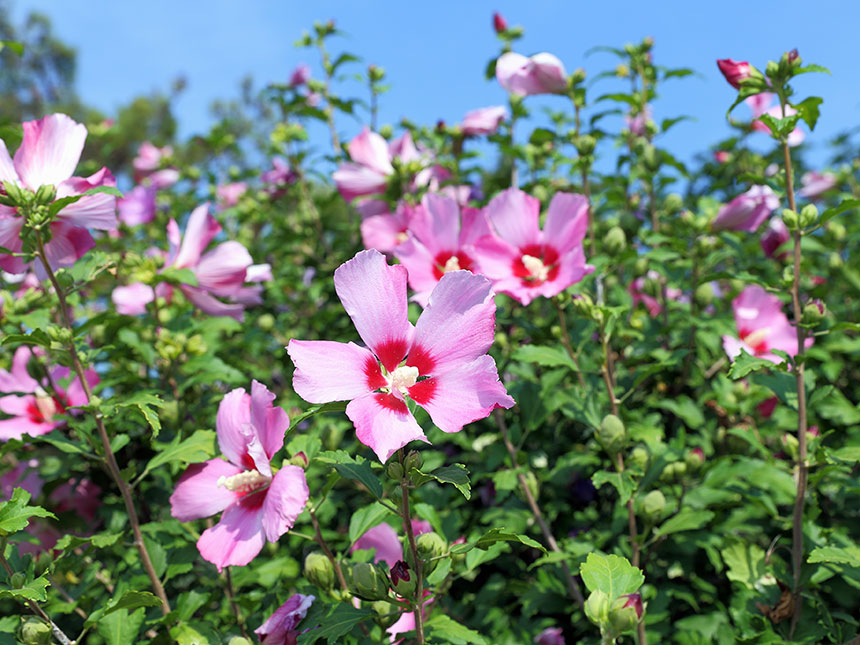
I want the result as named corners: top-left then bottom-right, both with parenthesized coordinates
top-left (348, 503), bottom-right (391, 545)
top-left (591, 470), bottom-right (635, 504)
top-left (144, 430), bottom-right (216, 475)
top-left (0, 488), bottom-right (56, 535)
top-left (727, 349), bottom-right (779, 379)
top-left (96, 608), bottom-right (144, 645)
top-left (0, 574), bottom-right (49, 601)
top-left (722, 541), bottom-right (767, 589)
top-left (512, 344), bottom-right (576, 371)
top-left (429, 464), bottom-right (471, 500)
top-left (296, 604), bottom-right (374, 644)
top-left (424, 614), bottom-right (488, 644)
top-left (473, 527), bottom-right (547, 554)
top-left (654, 510), bottom-right (714, 536)
top-left (792, 96), bottom-right (822, 131)
top-left (808, 545), bottom-right (860, 567)
top-left (317, 451), bottom-right (384, 500)
top-left (579, 552), bottom-right (644, 601)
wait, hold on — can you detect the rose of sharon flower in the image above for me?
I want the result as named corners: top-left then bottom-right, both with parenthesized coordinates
top-left (746, 93), bottom-right (804, 147)
top-left (133, 141), bottom-right (179, 189)
top-left (473, 188), bottom-right (592, 306)
top-left (712, 185), bottom-right (780, 232)
top-left (358, 200), bottom-right (418, 254)
top-left (716, 59), bottom-right (752, 88)
top-left (288, 249), bottom-right (514, 462)
top-left (797, 171), bottom-right (836, 200)
top-left (394, 193), bottom-right (491, 306)
top-left (170, 381), bottom-right (309, 570)
top-left (288, 63), bottom-right (312, 88)
top-left (0, 346), bottom-right (98, 441)
top-left (0, 113), bottom-right (118, 275)
top-left (256, 593), bottom-right (315, 645)
top-left (461, 106), bottom-right (508, 136)
top-left (262, 157), bottom-right (297, 198)
top-left (535, 627), bottom-right (565, 645)
top-left (117, 185), bottom-right (157, 227)
top-left (723, 285), bottom-right (811, 364)
top-left (216, 181), bottom-right (247, 208)
top-left (332, 128), bottom-right (400, 203)
top-left (496, 52), bottom-right (567, 96)
top-left (351, 520), bottom-right (432, 567)
top-left (760, 217), bottom-right (790, 259)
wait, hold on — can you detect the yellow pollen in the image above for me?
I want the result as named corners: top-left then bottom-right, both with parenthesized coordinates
top-left (521, 254), bottom-right (549, 281)
top-left (389, 365), bottom-right (419, 394)
top-left (442, 256), bottom-right (462, 273)
top-left (216, 469), bottom-right (269, 493)
top-left (396, 232), bottom-right (409, 243)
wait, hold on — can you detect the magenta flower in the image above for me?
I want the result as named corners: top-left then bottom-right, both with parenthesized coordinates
top-left (722, 285), bottom-right (811, 364)
top-left (288, 249), bottom-right (514, 462)
top-left (216, 181), bottom-right (247, 208)
top-left (716, 59), bottom-right (752, 89)
top-left (798, 171), bottom-right (836, 200)
top-left (289, 63), bottom-right (312, 88)
top-left (472, 188), bottom-right (592, 306)
top-left (535, 627), bottom-right (565, 645)
top-left (492, 11), bottom-right (508, 33)
top-left (760, 217), bottom-right (790, 259)
top-left (394, 193), bottom-right (491, 306)
top-left (0, 114), bottom-right (117, 274)
top-left (358, 200), bottom-right (417, 254)
top-left (333, 128), bottom-right (395, 203)
top-left (0, 346), bottom-right (98, 441)
top-left (170, 381), bottom-right (309, 571)
top-left (746, 93), bottom-right (804, 147)
top-left (351, 520), bottom-right (432, 567)
top-left (496, 52), bottom-right (568, 96)
top-left (625, 105), bottom-right (652, 137)
top-left (262, 157), bottom-right (297, 198)
top-left (133, 141), bottom-right (172, 175)
top-left (461, 106), bottom-right (508, 136)
top-left (118, 185), bottom-right (157, 227)
top-left (712, 185), bottom-right (780, 232)
top-left (255, 593), bottom-right (314, 645)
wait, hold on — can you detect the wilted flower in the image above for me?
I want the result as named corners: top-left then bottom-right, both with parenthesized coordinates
top-left (496, 52), bottom-right (568, 95)
top-left (255, 593), bottom-right (315, 645)
top-left (473, 188), bottom-right (592, 305)
top-left (461, 106), bottom-right (508, 136)
top-left (288, 249), bottom-right (514, 462)
top-left (716, 58), bottom-right (753, 88)
top-left (712, 185), bottom-right (780, 232)
top-left (170, 381), bottom-right (309, 570)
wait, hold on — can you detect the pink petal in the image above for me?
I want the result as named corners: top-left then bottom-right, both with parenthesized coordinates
top-left (261, 465), bottom-right (309, 543)
top-left (39, 221), bottom-right (95, 271)
top-left (63, 368), bottom-right (99, 408)
top-left (458, 207), bottom-right (492, 246)
top-left (250, 380), bottom-right (289, 460)
top-left (195, 241), bottom-right (252, 295)
top-left (389, 131), bottom-right (421, 164)
top-left (348, 128), bottom-right (394, 175)
top-left (118, 185), bottom-right (157, 227)
top-left (246, 263), bottom-right (272, 283)
top-left (530, 246), bottom-right (593, 301)
top-left (472, 234), bottom-right (521, 282)
top-left (0, 347), bottom-right (39, 394)
top-left (169, 458), bottom-right (243, 521)
top-left (496, 52), bottom-right (533, 94)
top-left (360, 213), bottom-right (408, 253)
top-left (14, 114), bottom-right (86, 189)
top-left (256, 594), bottom-right (315, 645)
top-left (346, 393), bottom-right (428, 463)
top-left (333, 163), bottom-right (388, 202)
top-left (55, 168), bottom-right (118, 230)
top-left (394, 237), bottom-right (441, 296)
top-left (544, 193), bottom-right (589, 251)
top-left (352, 522), bottom-right (403, 567)
top-left (112, 283), bottom-right (155, 315)
top-left (147, 168), bottom-right (180, 189)
top-left (485, 188), bottom-right (541, 249)
top-left (174, 204), bottom-right (221, 269)
top-left (409, 355), bottom-right (514, 433)
top-left (0, 216), bottom-right (26, 274)
top-left (216, 388), bottom-right (268, 472)
top-left (0, 414), bottom-right (56, 441)
top-left (196, 495), bottom-right (267, 571)
top-left (411, 193), bottom-right (460, 255)
top-left (180, 285), bottom-right (246, 320)
top-left (461, 106), bottom-right (507, 136)
top-left (334, 250), bottom-right (412, 373)
top-left (408, 271), bottom-right (497, 376)
top-left (288, 340), bottom-right (384, 404)
top-left (0, 139), bottom-right (21, 185)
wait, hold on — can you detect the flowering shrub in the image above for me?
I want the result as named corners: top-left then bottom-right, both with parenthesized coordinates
top-left (0, 13), bottom-right (859, 645)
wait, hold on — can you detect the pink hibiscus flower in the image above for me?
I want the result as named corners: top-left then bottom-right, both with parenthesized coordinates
top-left (461, 106), bottom-right (508, 136)
top-left (169, 380), bottom-right (309, 571)
top-left (288, 249), bottom-right (514, 462)
top-left (722, 285), bottom-right (811, 364)
top-left (746, 93), bottom-right (804, 147)
top-left (358, 200), bottom-right (419, 254)
top-left (288, 64), bottom-right (312, 88)
top-left (716, 59), bottom-right (753, 89)
top-left (797, 171), bottom-right (836, 200)
top-left (0, 113), bottom-right (117, 274)
top-left (256, 593), bottom-right (315, 645)
top-left (351, 520), bottom-right (432, 568)
top-left (0, 346), bottom-right (98, 441)
top-left (760, 217), bottom-right (790, 259)
top-left (118, 185), bottom-right (157, 227)
top-left (262, 157), bottom-right (297, 198)
top-left (133, 141), bottom-right (179, 189)
top-left (394, 193), bottom-right (491, 306)
top-left (216, 181), bottom-right (247, 208)
top-left (712, 185), bottom-right (780, 233)
top-left (472, 188), bottom-right (593, 306)
top-left (496, 52), bottom-right (568, 96)
top-left (628, 271), bottom-right (683, 317)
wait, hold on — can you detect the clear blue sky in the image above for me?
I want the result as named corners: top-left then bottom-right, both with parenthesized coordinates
top-left (13, 0), bottom-right (859, 169)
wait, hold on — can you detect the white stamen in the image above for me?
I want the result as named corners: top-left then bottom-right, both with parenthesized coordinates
top-left (34, 388), bottom-right (57, 421)
top-left (442, 256), bottom-right (462, 273)
top-left (521, 254), bottom-right (549, 282)
top-left (389, 365), bottom-right (419, 394)
top-left (396, 231), bottom-right (409, 243)
top-left (216, 469), bottom-right (270, 493)
top-left (743, 328), bottom-right (769, 350)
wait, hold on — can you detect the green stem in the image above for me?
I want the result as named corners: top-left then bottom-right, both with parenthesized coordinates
top-left (398, 452), bottom-right (425, 644)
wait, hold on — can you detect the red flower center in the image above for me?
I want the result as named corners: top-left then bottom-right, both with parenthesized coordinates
top-left (432, 251), bottom-right (474, 280)
top-left (512, 244), bottom-right (559, 287)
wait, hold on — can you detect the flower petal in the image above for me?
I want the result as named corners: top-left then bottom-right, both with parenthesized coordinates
top-left (288, 340), bottom-right (384, 404)
top-left (334, 249), bottom-right (412, 373)
top-left (250, 380), bottom-right (289, 460)
top-left (112, 282), bottom-right (155, 316)
top-left (348, 128), bottom-right (394, 175)
top-left (55, 168), bottom-right (118, 230)
top-left (255, 594), bottom-right (315, 645)
top-left (0, 347), bottom-right (39, 394)
top-left (169, 458), bottom-right (243, 521)
top-left (409, 355), bottom-right (514, 433)
top-left (180, 285), bottom-right (246, 320)
top-left (484, 188), bottom-right (541, 249)
top-left (544, 192), bottom-right (589, 251)
top-left (38, 221), bottom-right (95, 272)
top-left (332, 163), bottom-right (388, 203)
top-left (195, 241), bottom-right (252, 295)
top-left (0, 415), bottom-right (55, 441)
top-left (351, 522), bottom-right (403, 567)
top-left (261, 465), bottom-right (309, 543)
top-left (346, 393), bottom-right (428, 463)
top-left (0, 216), bottom-right (26, 273)
top-left (14, 114), bottom-right (86, 189)
top-left (174, 203), bottom-right (220, 269)
top-left (216, 388), bottom-right (258, 470)
top-left (411, 193), bottom-right (460, 255)
top-left (196, 495), bottom-right (266, 571)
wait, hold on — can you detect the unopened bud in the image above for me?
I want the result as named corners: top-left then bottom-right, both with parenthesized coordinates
top-left (403, 450), bottom-right (423, 473)
top-left (492, 12), bottom-right (508, 33)
top-left (641, 490), bottom-right (666, 523)
top-left (351, 562), bottom-right (390, 601)
top-left (257, 313), bottom-right (275, 331)
top-left (609, 593), bottom-right (643, 635)
top-left (799, 203), bottom-right (818, 228)
top-left (416, 532), bottom-right (447, 575)
top-left (304, 551), bottom-right (335, 590)
top-left (782, 208), bottom-right (799, 230)
top-left (629, 446), bottom-right (649, 470)
top-left (663, 193), bottom-right (683, 213)
top-left (227, 638), bottom-right (253, 645)
top-left (584, 589), bottom-right (611, 626)
top-left (597, 415), bottom-right (627, 455)
top-left (571, 67), bottom-right (587, 84)
top-left (371, 600), bottom-right (400, 628)
top-left (386, 461), bottom-right (404, 481)
top-left (765, 60), bottom-right (780, 78)
top-left (616, 64), bottom-right (630, 78)
top-left (33, 184), bottom-right (57, 206)
top-left (574, 134), bottom-right (596, 156)
top-left (694, 283), bottom-right (714, 307)
top-left (604, 226), bottom-right (627, 254)
top-left (18, 619), bottom-right (52, 645)
top-left (289, 451), bottom-right (309, 468)
top-left (802, 300), bottom-right (825, 325)
top-left (641, 145), bottom-right (660, 173)
top-left (686, 447), bottom-right (705, 470)
top-left (390, 560), bottom-right (416, 597)
top-left (829, 252), bottom-right (843, 269)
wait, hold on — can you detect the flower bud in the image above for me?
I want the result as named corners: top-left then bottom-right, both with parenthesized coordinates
top-left (597, 415), bottom-right (627, 455)
top-left (802, 300), bottom-right (825, 325)
top-left (390, 560), bottom-right (416, 597)
top-left (574, 134), bottom-right (596, 156)
top-left (257, 313), bottom-right (275, 331)
top-left (304, 552), bottom-right (335, 590)
top-left (584, 589), bottom-right (611, 626)
top-left (350, 562), bottom-right (390, 601)
top-left (694, 283), bottom-right (714, 308)
top-left (828, 252), bottom-right (843, 269)
top-left (663, 193), bottom-right (683, 213)
top-left (492, 12), bottom-right (508, 33)
top-left (386, 461), bottom-right (404, 481)
top-left (571, 67), bottom-right (587, 84)
top-left (765, 60), bottom-right (780, 78)
top-left (10, 572), bottom-right (26, 588)
top-left (416, 532), bottom-right (447, 575)
top-left (608, 593), bottom-right (643, 635)
top-left (403, 450), bottom-right (423, 473)
top-left (628, 446), bottom-right (649, 470)
top-left (799, 203), bottom-right (819, 228)
top-left (641, 490), bottom-right (666, 523)
top-left (686, 447), bottom-right (705, 471)
top-left (604, 226), bottom-right (627, 255)
top-left (18, 619), bottom-right (52, 645)
top-left (781, 208), bottom-right (799, 231)
top-left (227, 638), bottom-right (253, 645)
top-left (371, 600), bottom-right (401, 628)
top-left (640, 145), bottom-right (660, 173)
top-left (633, 258), bottom-right (649, 277)
top-left (716, 59), bottom-right (752, 89)
top-left (33, 184), bottom-right (57, 206)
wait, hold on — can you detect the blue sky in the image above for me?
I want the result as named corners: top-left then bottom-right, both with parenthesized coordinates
top-left (13, 0), bottom-right (859, 169)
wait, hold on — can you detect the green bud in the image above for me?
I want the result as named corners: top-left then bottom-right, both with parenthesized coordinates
top-left (186, 334), bottom-right (207, 355)
top-left (522, 470), bottom-right (540, 501)
top-left (685, 448), bottom-right (705, 471)
top-left (608, 594), bottom-right (643, 635)
top-left (641, 145), bottom-right (660, 173)
top-left (227, 638), bottom-right (253, 645)
top-left (390, 560), bottom-right (416, 597)
top-left (781, 265), bottom-right (795, 288)
top-left (18, 619), bottom-right (52, 645)
top-left (641, 490), bottom-right (666, 523)
top-left (604, 226), bottom-right (627, 255)
top-left (695, 235), bottom-right (717, 254)
top-left (828, 221), bottom-right (846, 240)
top-left (572, 293), bottom-right (594, 317)
top-left (379, 124), bottom-right (394, 139)
top-left (782, 208), bottom-right (799, 230)
top-left (371, 600), bottom-right (400, 628)
top-left (633, 258), bottom-right (649, 277)
top-left (628, 446), bottom-right (649, 470)
top-left (801, 301), bottom-right (825, 325)
top-left (3, 181), bottom-right (28, 207)
top-left (574, 134), bottom-right (597, 156)
top-left (257, 313), bottom-right (276, 331)
top-left (571, 67), bottom-right (587, 84)
top-left (386, 461), bottom-right (404, 481)
top-left (403, 450), bottom-right (423, 473)
top-left (304, 551), bottom-right (335, 590)
top-left (10, 572), bottom-right (25, 588)
top-left (694, 283), bottom-right (714, 307)
top-left (829, 252), bottom-right (843, 269)
top-left (584, 589), bottom-right (611, 626)
top-left (416, 532), bottom-right (447, 575)
top-left (663, 193), bottom-right (683, 213)
top-left (616, 63), bottom-right (630, 78)
top-left (765, 60), bottom-right (780, 78)
top-left (350, 562), bottom-right (390, 601)
top-left (597, 414), bottom-right (627, 455)
top-left (799, 203), bottom-right (818, 228)
top-left (33, 184), bottom-right (57, 206)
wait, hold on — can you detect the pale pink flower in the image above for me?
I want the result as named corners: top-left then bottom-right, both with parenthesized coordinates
top-left (712, 185), bottom-right (780, 232)
top-left (0, 114), bottom-right (117, 274)
top-left (289, 64), bottom-right (312, 88)
top-left (535, 627), bottom-right (565, 645)
top-left (394, 193), bottom-right (491, 306)
top-left (256, 593), bottom-right (315, 645)
top-left (722, 285), bottom-right (811, 364)
top-left (358, 200), bottom-right (417, 254)
top-left (797, 171), bottom-right (836, 200)
top-left (351, 520), bottom-right (432, 567)
top-left (133, 141), bottom-right (173, 174)
top-left (0, 346), bottom-right (98, 440)
top-left (333, 128), bottom-right (396, 203)
top-left (147, 168), bottom-right (180, 190)
top-left (288, 249), bottom-right (514, 462)
top-left (496, 52), bottom-right (568, 96)
top-left (473, 188), bottom-right (592, 305)
top-left (118, 185), bottom-right (156, 227)
top-left (714, 150), bottom-right (730, 164)
top-left (716, 59), bottom-right (752, 88)
top-left (112, 282), bottom-right (156, 316)
top-left (216, 182), bottom-right (247, 208)
top-left (170, 381), bottom-right (309, 571)
top-left (625, 105), bottom-right (652, 137)
top-left (760, 217), bottom-right (790, 259)
top-left (746, 93), bottom-right (804, 146)
top-left (461, 106), bottom-right (508, 136)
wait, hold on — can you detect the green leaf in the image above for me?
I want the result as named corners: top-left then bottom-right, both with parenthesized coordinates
top-left (0, 488), bottom-right (56, 535)
top-left (144, 430), bottom-right (216, 475)
top-left (756, 113), bottom-right (800, 141)
top-left (591, 470), bottom-right (636, 504)
top-left (722, 541), bottom-right (767, 589)
top-left (170, 623), bottom-right (212, 645)
top-left (296, 604), bottom-right (374, 644)
top-left (86, 590), bottom-right (162, 625)
top-left (160, 266), bottom-right (199, 287)
top-left (794, 63), bottom-right (831, 75)
top-left (792, 96), bottom-right (823, 131)
top-left (751, 372), bottom-right (798, 410)
top-left (471, 527), bottom-right (547, 554)
top-left (428, 464), bottom-right (471, 500)
top-left (348, 503), bottom-right (391, 545)
top-left (655, 396), bottom-right (705, 428)
top-left (654, 510), bottom-right (715, 536)
top-left (819, 199), bottom-right (860, 226)
top-left (317, 451), bottom-right (384, 500)
top-left (0, 575), bottom-right (49, 602)
top-left (0, 41), bottom-right (23, 56)
top-left (96, 608), bottom-right (145, 645)
top-left (288, 401), bottom-right (348, 434)
top-left (424, 614), bottom-right (488, 644)
top-left (579, 552), bottom-right (644, 601)
top-left (512, 344), bottom-right (576, 371)
top-left (727, 349), bottom-right (779, 379)
top-left (808, 545), bottom-right (860, 567)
